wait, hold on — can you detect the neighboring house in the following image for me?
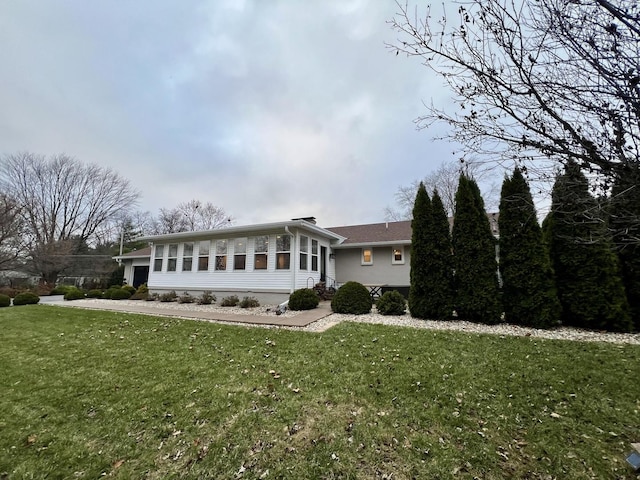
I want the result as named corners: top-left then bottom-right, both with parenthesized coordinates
top-left (115, 218), bottom-right (346, 303)
top-left (114, 215), bottom-right (499, 303)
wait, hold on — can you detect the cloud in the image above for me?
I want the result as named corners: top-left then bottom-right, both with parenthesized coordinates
top-left (0, 0), bottom-right (465, 228)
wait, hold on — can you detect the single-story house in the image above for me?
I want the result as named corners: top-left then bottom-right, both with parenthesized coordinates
top-left (115, 217), bottom-right (415, 303)
top-left (114, 214), bottom-right (499, 303)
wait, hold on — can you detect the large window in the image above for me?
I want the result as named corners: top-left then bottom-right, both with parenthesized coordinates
top-left (234, 238), bottom-right (247, 270)
top-left (182, 242), bottom-right (193, 271)
top-left (198, 241), bottom-right (210, 271)
top-left (215, 240), bottom-right (227, 271)
top-left (167, 244), bottom-right (178, 271)
top-left (311, 240), bottom-right (318, 272)
top-left (254, 235), bottom-right (268, 270)
top-left (362, 248), bottom-right (373, 265)
top-left (153, 244), bottom-right (164, 272)
top-left (299, 235), bottom-right (308, 271)
top-left (276, 234), bottom-right (291, 270)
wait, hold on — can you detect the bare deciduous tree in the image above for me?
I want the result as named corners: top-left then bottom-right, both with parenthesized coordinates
top-left (389, 0), bottom-right (640, 184)
top-left (0, 192), bottom-right (23, 270)
top-left (153, 199), bottom-right (232, 234)
top-left (384, 161), bottom-right (499, 220)
top-left (0, 152), bottom-right (140, 283)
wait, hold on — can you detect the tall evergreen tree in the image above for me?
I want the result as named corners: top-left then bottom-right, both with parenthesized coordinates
top-left (499, 168), bottom-right (560, 328)
top-left (609, 165), bottom-right (640, 331)
top-left (420, 189), bottom-right (455, 319)
top-left (544, 163), bottom-right (632, 332)
top-left (409, 183), bottom-right (432, 318)
top-left (452, 174), bottom-right (502, 324)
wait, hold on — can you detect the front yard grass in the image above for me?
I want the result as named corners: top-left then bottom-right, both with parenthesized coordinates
top-left (1, 306), bottom-right (639, 479)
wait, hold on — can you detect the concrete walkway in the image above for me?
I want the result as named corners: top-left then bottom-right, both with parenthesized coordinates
top-left (51, 299), bottom-right (334, 328)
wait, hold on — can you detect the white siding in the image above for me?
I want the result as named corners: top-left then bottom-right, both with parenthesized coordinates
top-left (147, 230), bottom-right (339, 294)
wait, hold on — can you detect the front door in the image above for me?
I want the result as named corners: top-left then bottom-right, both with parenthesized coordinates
top-left (320, 246), bottom-right (327, 282)
top-left (132, 266), bottom-right (149, 288)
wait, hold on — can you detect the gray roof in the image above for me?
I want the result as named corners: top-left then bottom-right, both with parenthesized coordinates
top-left (327, 221), bottom-right (412, 247)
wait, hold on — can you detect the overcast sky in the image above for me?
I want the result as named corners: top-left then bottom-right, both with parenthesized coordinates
top-left (0, 0), bottom-right (475, 228)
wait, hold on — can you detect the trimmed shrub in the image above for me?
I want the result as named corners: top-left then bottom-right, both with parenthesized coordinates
top-left (64, 288), bottom-right (86, 301)
top-left (110, 288), bottom-right (132, 300)
top-left (289, 288), bottom-right (320, 311)
top-left (221, 295), bottom-right (240, 307)
top-left (0, 294), bottom-right (10, 307)
top-left (331, 281), bottom-right (372, 314)
top-left (179, 292), bottom-right (195, 304)
top-left (122, 285), bottom-right (136, 295)
top-left (240, 296), bottom-right (260, 308)
top-left (13, 292), bottom-right (40, 306)
top-left (198, 291), bottom-right (216, 305)
top-left (102, 286), bottom-right (121, 299)
top-left (130, 283), bottom-right (149, 300)
top-left (86, 289), bottom-right (104, 299)
top-left (376, 290), bottom-right (406, 316)
top-left (159, 290), bottom-right (177, 302)
top-left (51, 284), bottom-right (74, 295)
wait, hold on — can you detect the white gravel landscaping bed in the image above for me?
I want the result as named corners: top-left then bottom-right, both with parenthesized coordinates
top-left (72, 299), bottom-right (640, 344)
top-left (75, 299), bottom-right (301, 317)
top-left (308, 311), bottom-right (640, 345)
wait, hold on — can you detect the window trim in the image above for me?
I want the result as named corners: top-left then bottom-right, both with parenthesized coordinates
top-left (197, 240), bottom-right (210, 272)
top-left (391, 246), bottom-right (405, 265)
top-left (311, 239), bottom-right (318, 272)
top-left (215, 239), bottom-right (227, 271)
top-left (153, 244), bottom-right (165, 272)
top-left (182, 242), bottom-right (194, 272)
top-left (361, 248), bottom-right (373, 265)
top-left (233, 237), bottom-right (247, 271)
top-left (299, 235), bottom-right (308, 271)
top-left (276, 234), bottom-right (291, 270)
top-left (254, 235), bottom-right (269, 270)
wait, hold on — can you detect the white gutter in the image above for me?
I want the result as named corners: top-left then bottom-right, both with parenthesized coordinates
top-left (284, 225), bottom-right (296, 294)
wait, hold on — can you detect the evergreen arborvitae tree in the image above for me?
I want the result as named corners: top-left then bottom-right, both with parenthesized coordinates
top-left (499, 168), bottom-right (560, 328)
top-left (409, 182), bottom-right (432, 319)
top-left (545, 163), bottom-right (632, 332)
top-left (452, 174), bottom-right (502, 324)
top-left (420, 189), bottom-right (455, 319)
top-left (609, 165), bottom-right (640, 331)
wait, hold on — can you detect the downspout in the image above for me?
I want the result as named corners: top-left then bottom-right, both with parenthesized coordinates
top-left (284, 226), bottom-right (296, 293)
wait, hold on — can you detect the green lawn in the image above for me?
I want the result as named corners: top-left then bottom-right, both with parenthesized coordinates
top-left (1, 306), bottom-right (639, 479)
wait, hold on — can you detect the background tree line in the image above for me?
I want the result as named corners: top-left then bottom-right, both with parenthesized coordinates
top-left (0, 152), bottom-right (232, 286)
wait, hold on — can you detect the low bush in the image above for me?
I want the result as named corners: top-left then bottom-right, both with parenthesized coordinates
top-left (221, 295), bottom-right (240, 307)
top-left (110, 288), bottom-right (132, 300)
top-left (121, 285), bottom-right (136, 295)
top-left (331, 281), bottom-right (372, 314)
top-left (86, 289), bottom-right (104, 299)
top-left (159, 290), bottom-right (177, 302)
top-left (102, 286), bottom-right (122, 299)
top-left (376, 290), bottom-right (407, 316)
top-left (64, 288), bottom-right (86, 301)
top-left (12, 292), bottom-right (40, 306)
top-left (51, 284), bottom-right (74, 295)
top-left (136, 283), bottom-right (149, 295)
top-left (198, 291), bottom-right (216, 305)
top-left (130, 291), bottom-right (149, 300)
top-left (146, 293), bottom-right (159, 302)
top-left (289, 288), bottom-right (320, 310)
top-left (0, 294), bottom-right (10, 307)
top-left (240, 296), bottom-right (260, 308)
top-left (178, 292), bottom-right (195, 304)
